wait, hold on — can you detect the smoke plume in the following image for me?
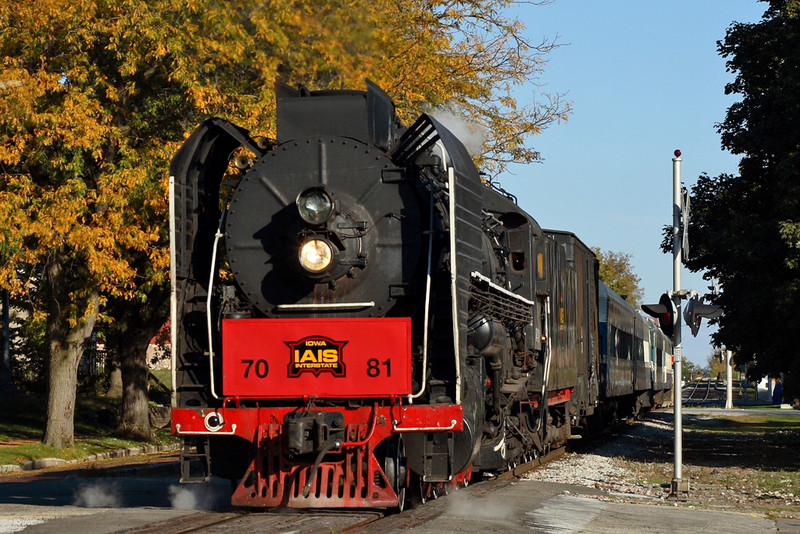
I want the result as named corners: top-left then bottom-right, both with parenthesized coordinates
top-left (429, 108), bottom-right (488, 157)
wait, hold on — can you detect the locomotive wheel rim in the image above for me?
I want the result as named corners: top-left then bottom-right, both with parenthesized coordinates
top-left (416, 477), bottom-right (433, 504)
top-left (384, 435), bottom-right (407, 512)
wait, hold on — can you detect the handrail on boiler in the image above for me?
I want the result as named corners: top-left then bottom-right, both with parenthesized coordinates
top-left (204, 189), bottom-right (233, 401)
top-left (408, 179), bottom-right (435, 402)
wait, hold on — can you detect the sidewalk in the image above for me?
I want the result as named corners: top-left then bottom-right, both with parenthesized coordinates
top-left (0, 443), bottom-right (181, 474)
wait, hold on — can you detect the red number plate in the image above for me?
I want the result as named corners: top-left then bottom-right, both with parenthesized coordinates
top-left (221, 317), bottom-right (412, 398)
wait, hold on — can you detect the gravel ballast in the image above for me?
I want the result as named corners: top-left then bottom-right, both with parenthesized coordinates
top-left (524, 412), bottom-right (800, 520)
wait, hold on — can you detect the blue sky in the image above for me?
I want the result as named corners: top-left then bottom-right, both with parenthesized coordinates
top-left (498, 1), bottom-right (767, 366)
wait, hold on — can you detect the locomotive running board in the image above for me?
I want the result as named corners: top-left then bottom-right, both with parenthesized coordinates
top-left (275, 302), bottom-right (375, 311)
top-left (470, 271), bottom-right (535, 306)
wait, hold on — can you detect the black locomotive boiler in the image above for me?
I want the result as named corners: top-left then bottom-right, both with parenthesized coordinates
top-left (169, 82), bottom-right (673, 509)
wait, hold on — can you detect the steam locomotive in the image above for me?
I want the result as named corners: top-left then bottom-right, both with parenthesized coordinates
top-left (169, 82), bottom-right (673, 510)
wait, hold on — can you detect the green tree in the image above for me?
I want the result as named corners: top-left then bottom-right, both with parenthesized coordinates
top-left (591, 248), bottom-right (643, 307)
top-left (682, 0), bottom-right (800, 396)
top-left (681, 356), bottom-right (703, 383)
top-left (0, 0), bottom-right (567, 447)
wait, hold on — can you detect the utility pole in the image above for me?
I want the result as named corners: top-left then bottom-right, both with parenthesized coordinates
top-left (670, 150), bottom-right (689, 500)
top-left (725, 349), bottom-right (733, 409)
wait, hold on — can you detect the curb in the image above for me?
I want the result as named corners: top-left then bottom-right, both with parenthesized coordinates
top-left (0, 443), bottom-right (181, 474)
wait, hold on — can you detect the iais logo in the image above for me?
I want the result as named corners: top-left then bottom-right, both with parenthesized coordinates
top-left (286, 336), bottom-right (347, 377)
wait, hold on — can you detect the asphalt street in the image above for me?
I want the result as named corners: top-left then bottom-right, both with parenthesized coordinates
top-left (0, 461), bottom-right (793, 533)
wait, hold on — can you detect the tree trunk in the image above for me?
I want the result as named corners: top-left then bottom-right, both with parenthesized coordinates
top-left (43, 300), bottom-right (99, 447)
top-left (118, 328), bottom-right (156, 439)
top-left (105, 352), bottom-right (123, 399)
top-left (42, 250), bottom-right (99, 448)
top-left (44, 338), bottom-right (80, 448)
top-left (1, 289), bottom-right (10, 387)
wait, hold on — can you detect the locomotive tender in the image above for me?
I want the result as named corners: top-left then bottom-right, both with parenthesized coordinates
top-left (169, 82), bottom-right (673, 509)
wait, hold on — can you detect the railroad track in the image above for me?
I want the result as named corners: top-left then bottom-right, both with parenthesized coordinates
top-left (120, 509), bottom-right (385, 534)
top-left (121, 445), bottom-right (568, 533)
top-left (683, 379), bottom-right (731, 404)
top-left (496, 446), bottom-right (566, 481)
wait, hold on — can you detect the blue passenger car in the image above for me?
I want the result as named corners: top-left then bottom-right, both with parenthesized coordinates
top-left (598, 282), bottom-right (673, 417)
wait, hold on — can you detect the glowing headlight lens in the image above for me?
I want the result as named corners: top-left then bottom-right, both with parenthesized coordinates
top-left (299, 239), bottom-right (333, 272)
top-left (297, 187), bottom-right (333, 225)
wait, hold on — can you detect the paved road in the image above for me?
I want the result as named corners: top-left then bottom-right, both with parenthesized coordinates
top-left (0, 458), bottom-right (796, 533)
top-left (678, 406), bottom-right (800, 417)
top-left (0, 463), bottom-right (231, 533)
top-left (359, 479), bottom-right (789, 534)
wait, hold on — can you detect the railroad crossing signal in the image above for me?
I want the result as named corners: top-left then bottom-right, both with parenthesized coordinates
top-left (641, 293), bottom-right (677, 339)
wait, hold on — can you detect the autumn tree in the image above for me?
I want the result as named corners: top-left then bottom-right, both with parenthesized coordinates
top-left (591, 248), bottom-right (643, 307)
top-left (373, 0), bottom-right (569, 175)
top-left (682, 0), bottom-right (800, 397)
top-left (106, 292), bottom-right (169, 439)
top-left (0, 0), bottom-right (567, 446)
top-left (706, 351), bottom-right (728, 381)
top-left (0, 2), bottom-right (176, 446)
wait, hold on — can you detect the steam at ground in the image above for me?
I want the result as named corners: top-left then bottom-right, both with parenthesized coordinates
top-left (70, 478), bottom-right (228, 510)
top-left (73, 480), bottom-right (122, 508)
top-left (168, 484), bottom-right (222, 510)
top-left (446, 490), bottom-right (514, 520)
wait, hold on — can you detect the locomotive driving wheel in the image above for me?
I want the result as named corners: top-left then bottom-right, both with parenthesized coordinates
top-left (383, 435), bottom-right (408, 512)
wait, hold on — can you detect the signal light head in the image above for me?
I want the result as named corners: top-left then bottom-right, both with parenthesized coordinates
top-left (641, 292), bottom-right (678, 340)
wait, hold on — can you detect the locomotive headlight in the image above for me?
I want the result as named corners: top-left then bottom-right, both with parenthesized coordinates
top-left (296, 187), bottom-right (333, 225)
top-left (299, 238), bottom-right (334, 272)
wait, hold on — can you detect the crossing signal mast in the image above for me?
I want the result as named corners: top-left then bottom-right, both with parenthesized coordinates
top-left (642, 151), bottom-right (721, 341)
top-left (659, 149), bottom-right (689, 500)
top-left (640, 150), bottom-right (718, 501)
